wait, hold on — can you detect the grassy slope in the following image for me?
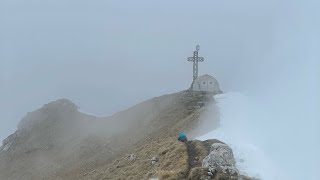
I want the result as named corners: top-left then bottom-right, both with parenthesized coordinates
top-left (0, 91), bottom-right (220, 180)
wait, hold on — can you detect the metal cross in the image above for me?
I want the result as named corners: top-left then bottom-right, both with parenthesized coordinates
top-left (188, 45), bottom-right (204, 81)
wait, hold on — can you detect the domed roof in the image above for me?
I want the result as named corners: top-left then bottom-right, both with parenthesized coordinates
top-left (194, 74), bottom-right (218, 82)
top-left (192, 74), bottom-right (222, 94)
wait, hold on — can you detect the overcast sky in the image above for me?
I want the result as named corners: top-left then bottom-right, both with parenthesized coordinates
top-left (0, 0), bottom-right (319, 161)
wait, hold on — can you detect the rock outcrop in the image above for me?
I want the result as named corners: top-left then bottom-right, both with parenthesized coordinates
top-left (203, 143), bottom-right (238, 174)
top-left (202, 143), bottom-right (239, 179)
top-left (186, 141), bottom-right (253, 180)
top-left (1, 133), bottom-right (17, 151)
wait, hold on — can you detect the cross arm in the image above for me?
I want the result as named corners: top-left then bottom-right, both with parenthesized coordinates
top-left (188, 57), bottom-right (195, 61)
top-left (197, 57), bottom-right (204, 62)
top-left (188, 57), bottom-right (204, 62)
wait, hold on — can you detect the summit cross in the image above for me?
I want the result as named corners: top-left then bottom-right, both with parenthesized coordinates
top-left (188, 45), bottom-right (204, 81)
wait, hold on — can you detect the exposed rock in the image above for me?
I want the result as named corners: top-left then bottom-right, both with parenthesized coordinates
top-left (129, 154), bottom-right (137, 161)
top-left (2, 142), bottom-right (12, 151)
top-left (202, 143), bottom-right (239, 178)
top-left (1, 132), bottom-right (18, 152)
top-left (151, 156), bottom-right (158, 165)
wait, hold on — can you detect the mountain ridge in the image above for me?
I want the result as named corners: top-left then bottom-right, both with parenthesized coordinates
top-left (0, 90), bottom-right (221, 179)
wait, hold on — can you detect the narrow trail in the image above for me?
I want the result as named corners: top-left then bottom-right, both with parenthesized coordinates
top-left (185, 141), bottom-right (198, 179)
top-left (185, 140), bottom-right (220, 179)
top-left (187, 142), bottom-right (197, 169)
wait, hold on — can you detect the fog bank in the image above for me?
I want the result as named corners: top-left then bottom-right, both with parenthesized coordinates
top-left (1, 2), bottom-right (319, 173)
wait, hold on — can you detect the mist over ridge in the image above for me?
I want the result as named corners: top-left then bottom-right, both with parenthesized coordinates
top-left (0, 0), bottom-right (319, 179)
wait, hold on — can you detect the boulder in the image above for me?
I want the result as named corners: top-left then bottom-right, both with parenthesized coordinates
top-left (202, 143), bottom-right (239, 176)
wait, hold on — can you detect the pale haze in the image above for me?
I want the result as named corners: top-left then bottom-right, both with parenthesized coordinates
top-left (0, 0), bottom-right (319, 179)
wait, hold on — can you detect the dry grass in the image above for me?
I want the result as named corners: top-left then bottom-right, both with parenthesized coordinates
top-left (0, 91), bottom-right (222, 180)
top-left (84, 138), bottom-right (189, 180)
top-left (157, 170), bottom-right (186, 180)
top-left (85, 139), bottom-right (233, 180)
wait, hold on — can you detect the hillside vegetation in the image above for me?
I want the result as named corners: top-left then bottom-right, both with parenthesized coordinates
top-left (0, 91), bottom-right (225, 180)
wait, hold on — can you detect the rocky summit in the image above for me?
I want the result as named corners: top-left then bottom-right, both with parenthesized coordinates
top-left (0, 91), bottom-right (252, 180)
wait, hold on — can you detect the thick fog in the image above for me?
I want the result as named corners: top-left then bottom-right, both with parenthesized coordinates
top-left (0, 1), bottom-right (319, 178)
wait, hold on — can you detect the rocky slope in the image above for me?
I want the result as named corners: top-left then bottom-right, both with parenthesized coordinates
top-left (0, 90), bottom-right (251, 180)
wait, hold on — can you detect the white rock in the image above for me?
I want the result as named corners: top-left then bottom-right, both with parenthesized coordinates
top-left (129, 154), bottom-right (137, 161)
top-left (202, 143), bottom-right (239, 175)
